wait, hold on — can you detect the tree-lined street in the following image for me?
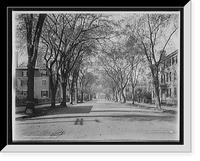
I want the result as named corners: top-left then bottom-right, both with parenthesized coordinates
top-left (14, 99), bottom-right (178, 142)
top-left (14, 12), bottom-right (179, 142)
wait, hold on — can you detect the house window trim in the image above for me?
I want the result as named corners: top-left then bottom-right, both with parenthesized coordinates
top-left (21, 90), bottom-right (27, 95)
top-left (41, 90), bottom-right (48, 97)
top-left (22, 71), bottom-right (27, 77)
top-left (174, 87), bottom-right (177, 97)
top-left (42, 79), bottom-right (47, 86)
top-left (41, 70), bottom-right (47, 77)
top-left (166, 73), bottom-right (168, 83)
top-left (174, 72), bottom-right (177, 80)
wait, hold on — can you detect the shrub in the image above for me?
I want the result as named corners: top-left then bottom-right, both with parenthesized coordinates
top-left (16, 96), bottom-right (27, 106)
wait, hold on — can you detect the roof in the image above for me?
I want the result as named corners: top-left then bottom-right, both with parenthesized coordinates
top-left (16, 67), bottom-right (40, 70)
top-left (160, 50), bottom-right (178, 63)
top-left (165, 50), bottom-right (178, 59)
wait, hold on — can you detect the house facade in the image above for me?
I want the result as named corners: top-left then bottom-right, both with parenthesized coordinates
top-left (15, 67), bottom-right (50, 99)
top-left (152, 50), bottom-right (178, 105)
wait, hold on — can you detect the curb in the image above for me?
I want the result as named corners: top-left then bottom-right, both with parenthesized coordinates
top-left (126, 102), bottom-right (177, 115)
top-left (163, 110), bottom-right (177, 115)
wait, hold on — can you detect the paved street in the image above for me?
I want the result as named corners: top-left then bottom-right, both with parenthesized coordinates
top-left (14, 99), bottom-right (179, 142)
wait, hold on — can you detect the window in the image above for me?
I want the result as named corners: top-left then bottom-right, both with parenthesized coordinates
top-left (41, 91), bottom-right (48, 97)
top-left (172, 56), bottom-right (177, 65)
top-left (169, 58), bottom-right (172, 67)
top-left (166, 89), bottom-right (169, 97)
top-left (169, 72), bottom-right (171, 82)
top-left (41, 70), bottom-right (47, 76)
top-left (172, 55), bottom-right (178, 65)
top-left (163, 74), bottom-right (165, 83)
top-left (42, 79), bottom-right (46, 86)
top-left (175, 55), bottom-right (178, 64)
top-left (169, 88), bottom-right (171, 98)
top-left (174, 72), bottom-right (177, 80)
top-left (22, 90), bottom-right (27, 95)
top-left (166, 88), bottom-right (171, 98)
top-left (166, 73), bottom-right (168, 82)
top-left (174, 87), bottom-right (177, 97)
top-left (161, 74), bottom-right (165, 84)
top-left (165, 59), bottom-right (171, 68)
top-left (22, 71), bottom-right (27, 77)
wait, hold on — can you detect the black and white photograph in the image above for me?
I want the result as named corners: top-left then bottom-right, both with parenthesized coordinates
top-left (4, 4), bottom-right (192, 153)
top-left (12, 10), bottom-right (181, 142)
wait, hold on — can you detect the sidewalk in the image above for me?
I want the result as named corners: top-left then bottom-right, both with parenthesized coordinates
top-left (126, 101), bottom-right (178, 115)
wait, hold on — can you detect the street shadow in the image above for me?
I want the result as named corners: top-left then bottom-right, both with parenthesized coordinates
top-left (47, 105), bottom-right (93, 115)
top-left (125, 102), bottom-right (155, 109)
top-left (91, 110), bottom-right (154, 113)
top-left (18, 119), bottom-right (101, 125)
top-left (16, 105), bottom-right (93, 121)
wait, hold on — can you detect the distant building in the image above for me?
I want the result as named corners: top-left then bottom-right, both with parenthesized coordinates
top-left (152, 50), bottom-right (178, 105)
top-left (96, 93), bottom-right (106, 99)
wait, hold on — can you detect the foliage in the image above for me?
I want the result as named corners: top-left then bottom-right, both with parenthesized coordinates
top-left (15, 12), bottom-right (178, 107)
top-left (134, 87), bottom-right (152, 103)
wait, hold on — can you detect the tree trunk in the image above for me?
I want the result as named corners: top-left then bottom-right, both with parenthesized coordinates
top-left (117, 89), bottom-right (122, 102)
top-left (115, 89), bottom-right (118, 102)
top-left (51, 89), bottom-right (56, 107)
top-left (112, 88), bottom-right (115, 101)
top-left (70, 89), bottom-right (74, 104)
top-left (49, 72), bottom-right (58, 107)
top-left (121, 88), bottom-right (126, 103)
top-left (25, 64), bottom-right (35, 114)
top-left (69, 73), bottom-right (76, 104)
top-left (74, 87), bottom-right (78, 104)
top-left (151, 67), bottom-right (161, 110)
top-left (51, 83), bottom-right (58, 108)
top-left (131, 86), bottom-right (135, 105)
top-left (60, 82), bottom-right (67, 107)
top-left (154, 78), bottom-right (161, 110)
top-left (24, 14), bottom-right (46, 114)
top-left (70, 89), bottom-right (73, 104)
top-left (81, 91), bottom-right (84, 103)
top-left (88, 94), bottom-right (91, 101)
top-left (74, 74), bottom-right (78, 104)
